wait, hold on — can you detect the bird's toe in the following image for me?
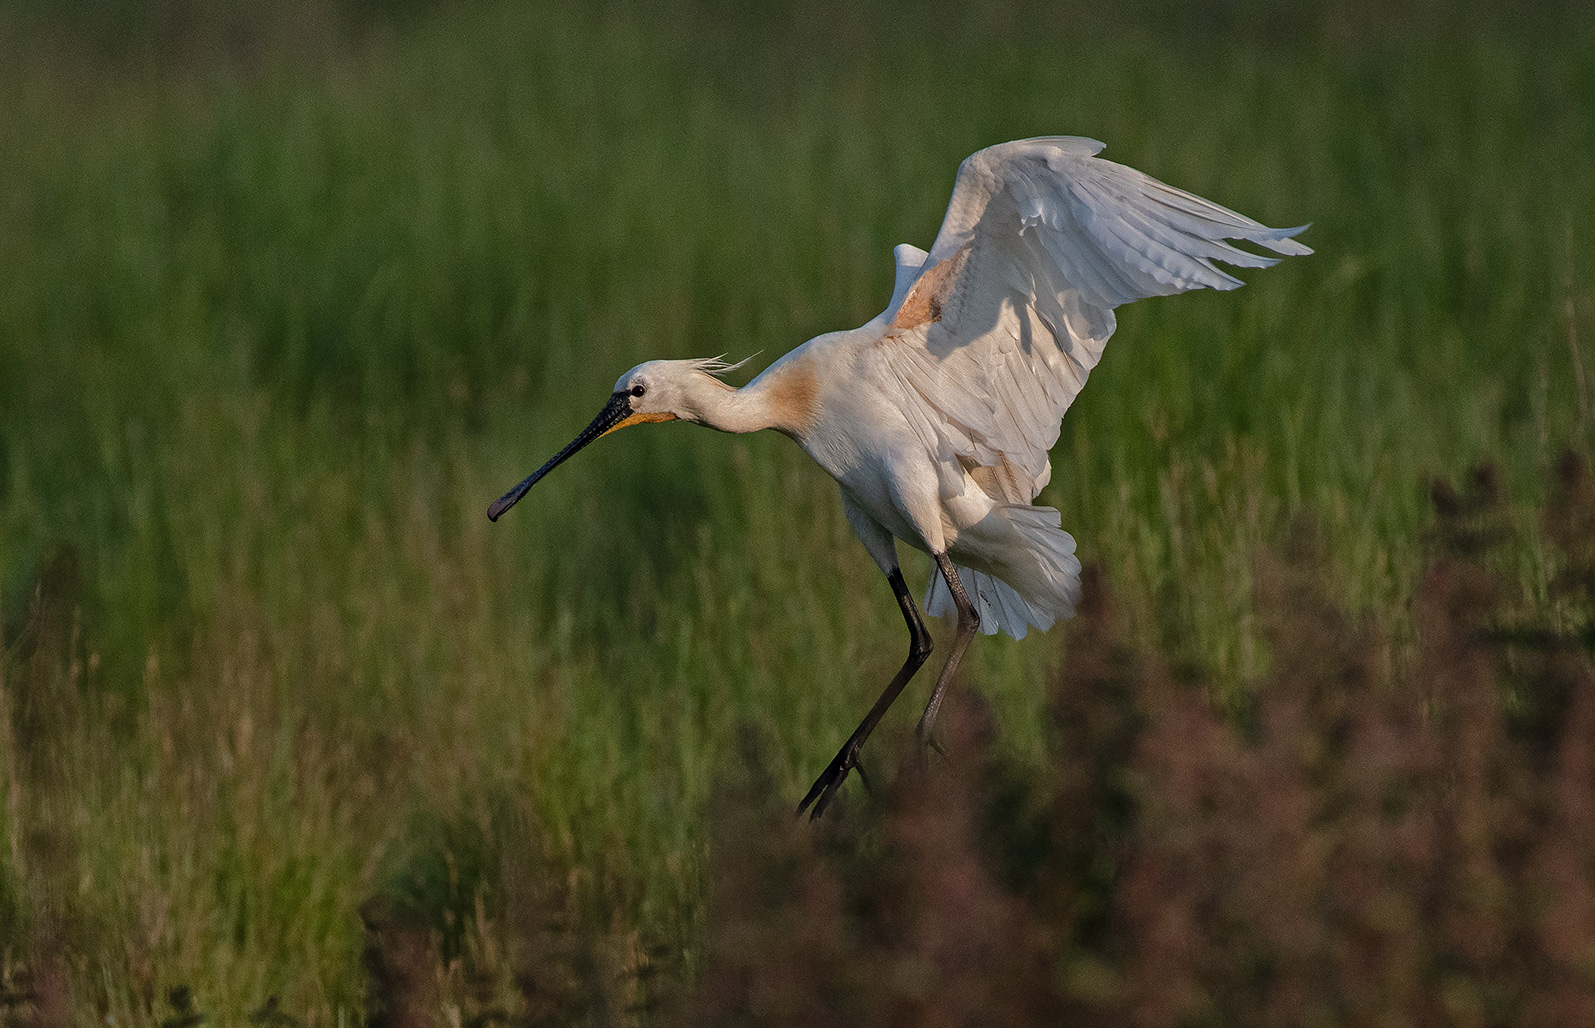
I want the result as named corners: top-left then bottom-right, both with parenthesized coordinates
top-left (797, 741), bottom-right (863, 820)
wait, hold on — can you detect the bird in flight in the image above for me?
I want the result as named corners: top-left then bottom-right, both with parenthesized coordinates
top-left (489, 136), bottom-right (1310, 818)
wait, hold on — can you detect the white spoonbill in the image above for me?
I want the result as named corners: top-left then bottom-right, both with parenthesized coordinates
top-left (489, 136), bottom-right (1311, 818)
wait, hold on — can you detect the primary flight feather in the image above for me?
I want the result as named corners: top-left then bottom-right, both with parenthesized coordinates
top-left (489, 136), bottom-right (1311, 817)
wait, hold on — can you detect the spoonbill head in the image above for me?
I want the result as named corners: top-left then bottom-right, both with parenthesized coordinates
top-left (487, 357), bottom-right (750, 521)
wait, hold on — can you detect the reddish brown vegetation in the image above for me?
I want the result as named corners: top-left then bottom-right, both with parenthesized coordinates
top-left (682, 458), bottom-right (1595, 1028)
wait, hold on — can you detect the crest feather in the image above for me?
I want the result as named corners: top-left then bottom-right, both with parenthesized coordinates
top-left (689, 353), bottom-right (757, 378)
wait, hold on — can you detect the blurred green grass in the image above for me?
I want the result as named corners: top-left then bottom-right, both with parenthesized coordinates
top-left (1, 0), bottom-right (1593, 1021)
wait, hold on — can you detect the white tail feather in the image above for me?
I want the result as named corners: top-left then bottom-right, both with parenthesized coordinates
top-left (924, 505), bottom-right (1082, 640)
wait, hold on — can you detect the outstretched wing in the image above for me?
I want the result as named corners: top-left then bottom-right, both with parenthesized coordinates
top-left (868, 136), bottom-right (1310, 502)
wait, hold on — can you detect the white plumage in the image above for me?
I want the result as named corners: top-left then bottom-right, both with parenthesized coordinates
top-left (489, 136), bottom-right (1311, 816)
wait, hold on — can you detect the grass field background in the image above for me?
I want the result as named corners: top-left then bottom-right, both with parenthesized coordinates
top-left (2, 0), bottom-right (1593, 1022)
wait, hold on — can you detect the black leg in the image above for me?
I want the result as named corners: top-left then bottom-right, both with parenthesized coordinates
top-left (798, 566), bottom-right (934, 819)
top-left (915, 554), bottom-right (980, 747)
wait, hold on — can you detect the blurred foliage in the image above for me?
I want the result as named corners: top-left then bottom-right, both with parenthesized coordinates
top-left (0, 0), bottom-right (1592, 1021)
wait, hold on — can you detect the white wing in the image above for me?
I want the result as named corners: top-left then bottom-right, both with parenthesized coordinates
top-left (869, 136), bottom-right (1311, 502)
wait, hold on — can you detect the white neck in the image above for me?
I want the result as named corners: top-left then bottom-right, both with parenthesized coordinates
top-left (677, 364), bottom-right (817, 437)
top-left (674, 374), bottom-right (760, 434)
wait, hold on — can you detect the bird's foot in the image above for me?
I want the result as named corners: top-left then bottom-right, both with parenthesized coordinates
top-left (797, 736), bottom-right (868, 821)
top-left (915, 714), bottom-right (948, 761)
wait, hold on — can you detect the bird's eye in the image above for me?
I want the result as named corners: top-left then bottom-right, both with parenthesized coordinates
top-left (630, 384), bottom-right (646, 397)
